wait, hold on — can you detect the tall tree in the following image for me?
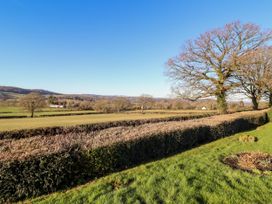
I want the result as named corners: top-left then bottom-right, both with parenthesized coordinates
top-left (138, 94), bottom-right (154, 112)
top-left (235, 48), bottom-right (269, 110)
top-left (20, 92), bottom-right (46, 117)
top-left (112, 97), bottom-right (132, 112)
top-left (262, 47), bottom-right (272, 107)
top-left (166, 21), bottom-right (272, 113)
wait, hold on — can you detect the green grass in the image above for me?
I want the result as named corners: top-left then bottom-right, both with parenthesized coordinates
top-left (0, 106), bottom-right (214, 131)
top-left (0, 106), bottom-right (23, 114)
top-left (0, 112), bottom-right (185, 131)
top-left (28, 123), bottom-right (272, 204)
top-left (0, 106), bottom-right (215, 118)
top-left (0, 106), bottom-right (97, 117)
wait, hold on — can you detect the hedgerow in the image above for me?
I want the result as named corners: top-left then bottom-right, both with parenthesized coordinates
top-left (0, 113), bottom-right (214, 140)
top-left (0, 115), bottom-right (27, 119)
top-left (0, 110), bottom-right (268, 202)
top-left (267, 108), bottom-right (272, 121)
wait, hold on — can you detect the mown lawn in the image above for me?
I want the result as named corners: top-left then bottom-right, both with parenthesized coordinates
top-left (28, 122), bottom-right (272, 204)
top-left (0, 113), bottom-right (185, 131)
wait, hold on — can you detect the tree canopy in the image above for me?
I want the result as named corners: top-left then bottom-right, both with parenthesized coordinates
top-left (167, 21), bottom-right (272, 113)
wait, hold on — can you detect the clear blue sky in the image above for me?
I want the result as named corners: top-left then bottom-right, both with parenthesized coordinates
top-left (0, 0), bottom-right (271, 97)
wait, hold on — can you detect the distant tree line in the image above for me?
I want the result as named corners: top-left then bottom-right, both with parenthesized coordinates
top-left (5, 91), bottom-right (267, 118)
top-left (166, 21), bottom-right (272, 113)
top-left (45, 94), bottom-right (259, 113)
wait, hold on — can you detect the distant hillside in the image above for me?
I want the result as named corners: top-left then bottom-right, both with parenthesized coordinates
top-left (0, 85), bottom-right (167, 101)
top-left (0, 86), bottom-right (143, 101)
top-left (0, 86), bottom-right (60, 95)
top-left (0, 86), bottom-right (60, 100)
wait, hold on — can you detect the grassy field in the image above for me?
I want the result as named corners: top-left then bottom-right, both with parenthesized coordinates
top-left (0, 106), bottom-right (215, 131)
top-left (129, 109), bottom-right (217, 114)
top-left (0, 106), bottom-right (97, 117)
top-left (0, 106), bottom-right (22, 114)
top-left (0, 112), bottom-right (190, 131)
top-left (0, 106), bottom-right (216, 117)
top-left (28, 122), bottom-right (272, 204)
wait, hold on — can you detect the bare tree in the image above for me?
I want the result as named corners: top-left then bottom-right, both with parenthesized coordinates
top-left (138, 94), bottom-right (154, 112)
top-left (112, 97), bottom-right (132, 112)
top-left (265, 81), bottom-right (272, 107)
top-left (166, 21), bottom-right (272, 113)
top-left (92, 99), bottom-right (113, 113)
top-left (20, 92), bottom-right (46, 117)
top-left (262, 47), bottom-right (272, 107)
top-left (234, 48), bottom-right (270, 110)
top-left (79, 101), bottom-right (93, 110)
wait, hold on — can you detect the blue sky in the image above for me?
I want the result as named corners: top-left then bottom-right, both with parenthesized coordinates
top-left (0, 0), bottom-right (271, 97)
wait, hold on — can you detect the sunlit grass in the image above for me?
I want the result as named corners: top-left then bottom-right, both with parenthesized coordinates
top-left (0, 106), bottom-right (97, 117)
top-left (0, 112), bottom-right (186, 131)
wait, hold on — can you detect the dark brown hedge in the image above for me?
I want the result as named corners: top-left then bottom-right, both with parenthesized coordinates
top-left (0, 115), bottom-right (27, 119)
top-left (0, 111), bottom-right (268, 203)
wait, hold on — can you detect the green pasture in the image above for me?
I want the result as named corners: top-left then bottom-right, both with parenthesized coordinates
top-left (0, 112), bottom-right (186, 131)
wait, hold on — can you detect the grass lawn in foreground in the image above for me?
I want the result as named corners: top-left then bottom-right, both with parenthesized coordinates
top-left (0, 112), bottom-right (185, 131)
top-left (29, 122), bottom-right (272, 204)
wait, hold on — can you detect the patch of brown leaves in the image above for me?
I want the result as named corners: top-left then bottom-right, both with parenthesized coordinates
top-left (223, 152), bottom-right (272, 172)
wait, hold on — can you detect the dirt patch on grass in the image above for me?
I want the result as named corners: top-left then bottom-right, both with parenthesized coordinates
top-left (223, 152), bottom-right (272, 173)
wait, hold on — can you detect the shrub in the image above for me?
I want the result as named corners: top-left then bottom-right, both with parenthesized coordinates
top-left (0, 111), bottom-right (268, 202)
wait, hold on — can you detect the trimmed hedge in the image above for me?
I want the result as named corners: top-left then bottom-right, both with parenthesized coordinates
top-left (0, 113), bottom-right (214, 140)
top-left (0, 146), bottom-right (85, 202)
top-left (0, 111), bottom-right (268, 202)
top-left (0, 112), bottom-right (99, 119)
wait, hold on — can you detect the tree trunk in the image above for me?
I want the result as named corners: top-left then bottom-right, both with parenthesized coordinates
top-left (216, 92), bottom-right (227, 114)
top-left (269, 93), bottom-right (272, 108)
top-left (31, 109), bottom-right (34, 118)
top-left (141, 105), bottom-right (144, 114)
top-left (251, 96), bottom-right (259, 110)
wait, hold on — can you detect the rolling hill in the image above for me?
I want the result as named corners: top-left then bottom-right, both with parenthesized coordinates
top-left (0, 86), bottom-right (60, 100)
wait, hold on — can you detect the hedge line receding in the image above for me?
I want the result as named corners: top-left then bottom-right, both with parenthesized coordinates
top-left (0, 111), bottom-right (268, 203)
top-left (0, 112), bottom-right (98, 119)
top-left (0, 115), bottom-right (27, 119)
top-left (0, 113), bottom-right (214, 140)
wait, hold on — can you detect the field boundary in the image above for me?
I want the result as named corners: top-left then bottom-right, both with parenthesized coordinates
top-left (0, 110), bottom-right (268, 202)
top-left (0, 113), bottom-right (215, 140)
